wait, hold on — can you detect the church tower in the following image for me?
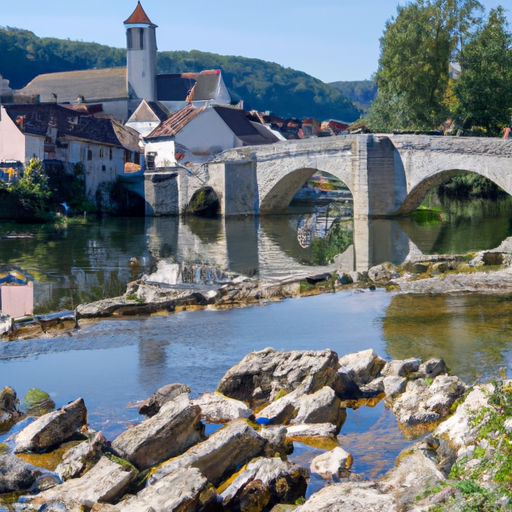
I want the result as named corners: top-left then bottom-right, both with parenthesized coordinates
top-left (124, 2), bottom-right (157, 102)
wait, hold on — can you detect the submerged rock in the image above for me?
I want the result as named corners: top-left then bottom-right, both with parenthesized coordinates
top-left (149, 419), bottom-right (267, 486)
top-left (137, 383), bottom-right (191, 417)
top-left (0, 454), bottom-right (46, 493)
top-left (14, 398), bottom-right (87, 453)
top-left (112, 394), bottom-right (205, 471)
top-left (310, 446), bottom-right (353, 479)
top-left (217, 347), bottom-right (339, 408)
top-left (23, 387), bottom-right (56, 416)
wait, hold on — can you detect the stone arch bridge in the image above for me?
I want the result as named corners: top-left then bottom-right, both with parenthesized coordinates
top-left (145, 134), bottom-right (512, 217)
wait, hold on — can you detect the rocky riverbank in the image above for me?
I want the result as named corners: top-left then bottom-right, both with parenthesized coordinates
top-left (1, 347), bottom-right (509, 511)
top-left (4, 243), bottom-right (512, 342)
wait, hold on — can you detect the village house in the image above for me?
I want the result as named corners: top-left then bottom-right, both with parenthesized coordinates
top-left (8, 3), bottom-right (232, 121)
top-left (125, 99), bottom-right (170, 137)
top-left (144, 104), bottom-right (280, 169)
top-left (0, 103), bottom-right (143, 196)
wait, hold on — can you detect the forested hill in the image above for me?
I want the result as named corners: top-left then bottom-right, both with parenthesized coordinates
top-left (329, 80), bottom-right (377, 111)
top-left (0, 27), bottom-right (361, 121)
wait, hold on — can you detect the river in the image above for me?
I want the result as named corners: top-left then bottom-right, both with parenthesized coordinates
top-left (2, 197), bottom-right (512, 484)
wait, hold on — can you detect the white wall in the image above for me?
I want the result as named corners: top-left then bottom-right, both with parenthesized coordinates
top-left (67, 139), bottom-right (124, 196)
top-left (126, 120), bottom-right (161, 137)
top-left (0, 106), bottom-right (26, 163)
top-left (176, 108), bottom-right (237, 155)
top-left (145, 140), bottom-right (177, 169)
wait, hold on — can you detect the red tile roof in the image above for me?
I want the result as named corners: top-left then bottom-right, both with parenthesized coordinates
top-left (146, 104), bottom-right (206, 138)
top-left (124, 2), bottom-right (156, 26)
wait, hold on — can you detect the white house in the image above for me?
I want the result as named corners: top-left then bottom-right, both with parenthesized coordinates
top-left (144, 104), bottom-right (280, 166)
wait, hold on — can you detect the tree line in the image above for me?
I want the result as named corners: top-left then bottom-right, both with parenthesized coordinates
top-left (0, 27), bottom-right (361, 122)
top-left (368, 0), bottom-right (512, 136)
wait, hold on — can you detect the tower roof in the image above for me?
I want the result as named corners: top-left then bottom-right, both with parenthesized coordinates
top-left (124, 2), bottom-right (156, 26)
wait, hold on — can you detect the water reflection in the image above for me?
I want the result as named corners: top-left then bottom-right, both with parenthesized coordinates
top-left (382, 294), bottom-right (512, 383)
top-left (1, 197), bottom-right (512, 313)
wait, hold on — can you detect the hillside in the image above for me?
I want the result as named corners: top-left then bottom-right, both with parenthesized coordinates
top-left (0, 27), bottom-right (361, 122)
top-left (329, 80), bottom-right (377, 111)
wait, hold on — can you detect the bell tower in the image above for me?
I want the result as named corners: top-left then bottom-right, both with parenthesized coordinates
top-left (124, 2), bottom-right (157, 102)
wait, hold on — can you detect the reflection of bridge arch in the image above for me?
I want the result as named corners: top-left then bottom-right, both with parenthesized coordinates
top-left (259, 167), bottom-right (353, 214)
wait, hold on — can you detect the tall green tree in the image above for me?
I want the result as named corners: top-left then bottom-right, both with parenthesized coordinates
top-left (453, 7), bottom-right (512, 135)
top-left (368, 0), bottom-right (483, 131)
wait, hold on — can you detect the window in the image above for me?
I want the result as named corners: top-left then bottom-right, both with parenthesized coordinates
top-left (100, 148), bottom-right (104, 159)
top-left (127, 28), bottom-right (144, 50)
top-left (109, 148), bottom-right (113, 160)
top-left (102, 165), bottom-right (106, 172)
top-left (146, 152), bottom-right (156, 171)
top-left (80, 147), bottom-right (86, 162)
top-left (87, 149), bottom-right (93, 161)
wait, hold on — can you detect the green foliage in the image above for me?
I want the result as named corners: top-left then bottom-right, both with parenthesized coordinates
top-left (329, 80), bottom-right (378, 111)
top-left (435, 172), bottom-right (506, 199)
top-left (309, 219), bottom-right (354, 266)
top-left (368, 0), bottom-right (483, 131)
top-left (453, 7), bottom-right (512, 136)
top-left (0, 27), bottom-right (126, 90)
top-left (11, 158), bottom-right (52, 219)
top-left (158, 50), bottom-right (361, 121)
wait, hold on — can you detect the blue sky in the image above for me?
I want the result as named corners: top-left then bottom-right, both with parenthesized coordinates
top-left (2, 0), bottom-right (511, 83)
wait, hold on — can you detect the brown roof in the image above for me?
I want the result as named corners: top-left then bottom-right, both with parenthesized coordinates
top-left (124, 2), bottom-right (156, 26)
top-left (16, 68), bottom-right (127, 104)
top-left (146, 104), bottom-right (205, 138)
top-left (4, 103), bottom-right (128, 148)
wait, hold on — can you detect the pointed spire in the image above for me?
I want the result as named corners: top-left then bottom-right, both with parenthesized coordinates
top-left (124, 2), bottom-right (156, 26)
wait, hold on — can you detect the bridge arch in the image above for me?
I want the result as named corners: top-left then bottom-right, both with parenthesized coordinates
top-left (259, 167), bottom-right (354, 214)
top-left (396, 168), bottom-right (512, 215)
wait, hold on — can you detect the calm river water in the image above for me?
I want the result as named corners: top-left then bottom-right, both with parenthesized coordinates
top-left (2, 198), bottom-right (512, 482)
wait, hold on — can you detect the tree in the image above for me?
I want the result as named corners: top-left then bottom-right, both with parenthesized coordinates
top-left (12, 158), bottom-right (52, 219)
top-left (368, 0), bottom-right (483, 131)
top-left (453, 7), bottom-right (512, 135)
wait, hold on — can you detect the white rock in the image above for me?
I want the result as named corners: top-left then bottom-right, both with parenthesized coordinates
top-left (29, 456), bottom-right (137, 510)
top-left (310, 446), bottom-right (353, 479)
top-left (295, 481), bottom-right (398, 511)
top-left (285, 423), bottom-right (338, 439)
top-left (193, 392), bottom-right (253, 423)
top-left (338, 349), bottom-right (386, 387)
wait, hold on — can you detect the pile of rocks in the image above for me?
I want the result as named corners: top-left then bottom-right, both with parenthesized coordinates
top-left (0, 348), bottom-right (473, 511)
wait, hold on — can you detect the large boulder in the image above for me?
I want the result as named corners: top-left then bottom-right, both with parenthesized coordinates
top-left (193, 391), bottom-right (253, 423)
top-left (138, 383), bottom-right (191, 417)
top-left (27, 456), bottom-right (137, 511)
top-left (217, 348), bottom-right (339, 408)
top-left (149, 419), bottom-right (266, 486)
top-left (338, 349), bottom-right (386, 387)
top-left (295, 481), bottom-right (398, 511)
top-left (391, 376), bottom-right (466, 436)
top-left (292, 387), bottom-right (346, 433)
top-left (310, 446), bottom-right (353, 479)
top-left (112, 394), bottom-right (205, 471)
top-left (14, 398), bottom-right (87, 453)
top-left (255, 388), bottom-right (302, 425)
top-left (108, 466), bottom-right (217, 512)
top-left (434, 384), bottom-right (492, 452)
top-left (382, 358), bottom-right (421, 378)
top-left (0, 454), bottom-right (58, 493)
top-left (220, 457), bottom-right (309, 511)
top-left (368, 264), bottom-right (395, 283)
top-left (379, 438), bottom-right (446, 508)
top-left (55, 431), bottom-right (106, 481)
